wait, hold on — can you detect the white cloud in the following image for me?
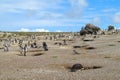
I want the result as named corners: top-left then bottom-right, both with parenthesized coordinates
top-left (0, 0), bottom-right (38, 12)
top-left (102, 8), bottom-right (117, 12)
top-left (37, 11), bottom-right (64, 19)
top-left (20, 0), bottom-right (39, 10)
top-left (113, 12), bottom-right (120, 23)
top-left (0, 0), bottom-right (89, 31)
top-left (18, 28), bottom-right (49, 32)
top-left (35, 29), bottom-right (49, 32)
top-left (0, 0), bottom-right (64, 12)
top-left (0, 0), bottom-right (88, 18)
top-left (0, 0), bottom-right (68, 19)
top-left (56, 30), bottom-right (62, 32)
top-left (18, 28), bottom-right (30, 32)
top-left (9, 18), bottom-right (89, 27)
top-left (65, 0), bottom-right (88, 18)
top-left (8, 9), bottom-right (22, 13)
top-left (92, 17), bottom-right (101, 25)
top-left (69, 0), bottom-right (88, 8)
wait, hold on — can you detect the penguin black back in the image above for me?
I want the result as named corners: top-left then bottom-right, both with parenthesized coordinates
top-left (71, 64), bottom-right (83, 72)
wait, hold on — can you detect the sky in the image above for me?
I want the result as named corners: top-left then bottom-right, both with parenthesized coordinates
top-left (0, 0), bottom-right (120, 32)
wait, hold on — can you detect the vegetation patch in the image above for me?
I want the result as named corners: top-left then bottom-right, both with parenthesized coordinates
top-left (72, 58), bottom-right (77, 60)
top-left (108, 44), bottom-right (115, 46)
top-left (104, 56), bottom-right (111, 58)
top-left (52, 56), bottom-right (58, 58)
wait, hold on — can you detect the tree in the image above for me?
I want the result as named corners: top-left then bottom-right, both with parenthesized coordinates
top-left (108, 25), bottom-right (114, 31)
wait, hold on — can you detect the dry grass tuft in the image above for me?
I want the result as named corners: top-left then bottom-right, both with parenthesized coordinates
top-left (108, 44), bottom-right (115, 46)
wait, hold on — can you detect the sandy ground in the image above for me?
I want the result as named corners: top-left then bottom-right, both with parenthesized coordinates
top-left (0, 34), bottom-right (120, 80)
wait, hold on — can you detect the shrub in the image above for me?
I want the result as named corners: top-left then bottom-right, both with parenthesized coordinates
top-left (108, 25), bottom-right (114, 31)
top-left (80, 23), bottom-right (100, 36)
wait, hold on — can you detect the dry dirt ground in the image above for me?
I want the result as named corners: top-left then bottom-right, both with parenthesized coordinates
top-left (0, 35), bottom-right (120, 80)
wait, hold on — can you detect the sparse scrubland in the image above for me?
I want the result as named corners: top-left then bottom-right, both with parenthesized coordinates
top-left (0, 31), bottom-right (120, 80)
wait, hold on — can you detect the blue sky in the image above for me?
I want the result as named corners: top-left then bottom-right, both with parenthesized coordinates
top-left (0, 0), bottom-right (120, 32)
